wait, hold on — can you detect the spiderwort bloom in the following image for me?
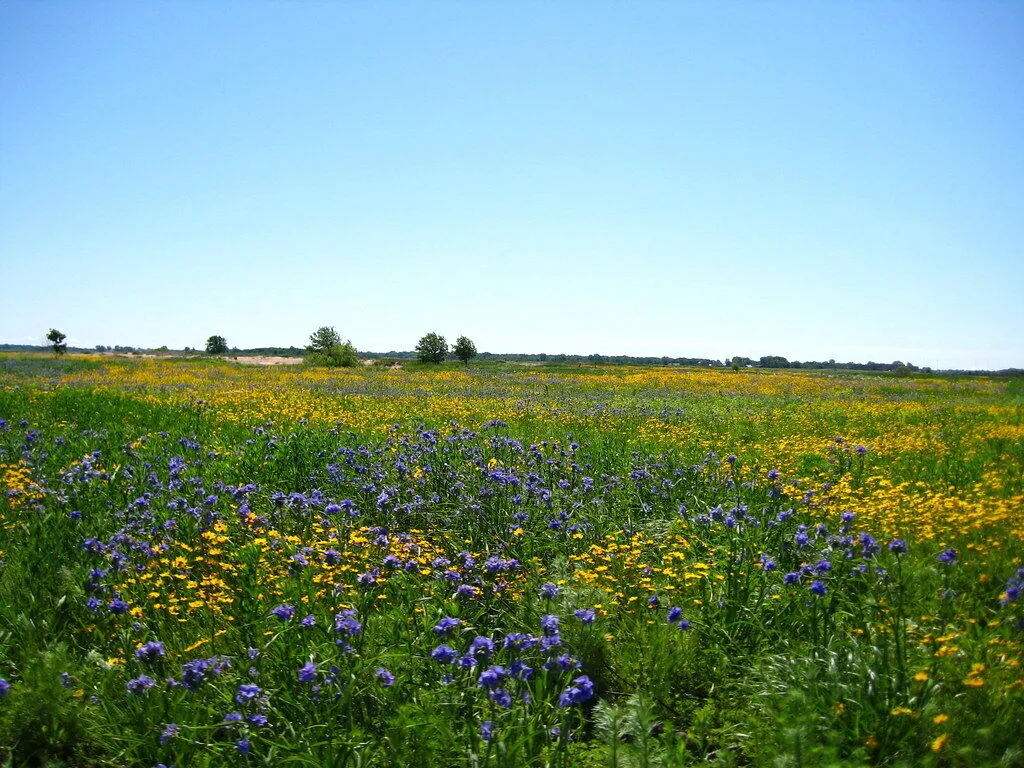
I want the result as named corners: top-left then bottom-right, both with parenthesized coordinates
top-left (573, 608), bottom-right (596, 624)
top-left (558, 675), bottom-right (595, 708)
top-left (937, 549), bottom-right (957, 565)
top-left (376, 667), bottom-right (395, 686)
top-left (135, 641), bottom-right (166, 663)
top-left (298, 662), bottom-right (317, 683)
top-left (431, 644), bottom-right (459, 664)
top-left (667, 606), bottom-right (683, 623)
top-left (489, 688), bottom-right (513, 708)
top-left (888, 539), bottom-right (908, 554)
top-left (539, 582), bottom-right (560, 599)
top-left (236, 738), bottom-right (251, 755)
top-left (810, 580), bottom-right (828, 596)
top-left (109, 598), bottom-right (129, 614)
top-left (478, 666), bottom-right (506, 688)
top-left (434, 617), bottom-right (461, 634)
top-left (235, 683), bottom-right (262, 705)
top-left (160, 723), bottom-right (180, 745)
top-left (271, 604), bottom-right (295, 621)
top-left (468, 636), bottom-right (496, 658)
top-left (481, 721), bottom-right (494, 741)
top-left (127, 675), bottom-right (155, 694)
top-left (334, 610), bottom-right (362, 636)
top-left (540, 614), bottom-right (560, 636)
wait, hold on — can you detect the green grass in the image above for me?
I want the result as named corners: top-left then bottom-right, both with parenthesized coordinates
top-left (0, 358), bottom-right (1022, 767)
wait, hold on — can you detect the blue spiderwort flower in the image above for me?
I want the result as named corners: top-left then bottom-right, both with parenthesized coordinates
top-left (433, 617), bottom-right (461, 634)
top-left (573, 608), bottom-right (596, 624)
top-left (888, 539), bottom-right (908, 554)
top-left (235, 683), bottom-right (262, 705)
top-left (539, 582), bottom-right (560, 599)
top-left (127, 675), bottom-right (155, 694)
top-left (298, 662), bottom-right (317, 683)
top-left (376, 667), bottom-right (395, 686)
top-left (469, 636), bottom-right (496, 658)
top-left (135, 641), bottom-right (166, 663)
top-left (109, 598), bottom-right (129, 614)
top-left (667, 606), bottom-right (683, 623)
top-left (558, 675), bottom-right (595, 708)
top-left (540, 614), bottom-right (560, 636)
top-left (236, 738), bottom-right (251, 755)
top-left (481, 721), bottom-right (494, 741)
top-left (271, 604), bottom-right (294, 621)
top-left (334, 610), bottom-right (362, 636)
top-left (810, 580), bottom-right (828, 596)
top-left (937, 549), bottom-right (957, 565)
top-left (160, 723), bottom-right (180, 744)
top-left (431, 644), bottom-right (459, 663)
top-left (248, 713), bottom-right (269, 727)
top-left (783, 572), bottom-right (800, 585)
top-left (478, 666), bottom-right (506, 688)
top-left (0, 678), bottom-right (10, 697)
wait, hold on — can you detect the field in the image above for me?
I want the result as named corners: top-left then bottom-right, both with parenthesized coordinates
top-left (0, 353), bottom-right (1021, 767)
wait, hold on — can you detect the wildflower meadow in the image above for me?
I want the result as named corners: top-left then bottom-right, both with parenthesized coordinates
top-left (0, 353), bottom-right (1021, 767)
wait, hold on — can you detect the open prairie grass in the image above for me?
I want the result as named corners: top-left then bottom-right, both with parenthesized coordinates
top-left (1, 354), bottom-right (1021, 766)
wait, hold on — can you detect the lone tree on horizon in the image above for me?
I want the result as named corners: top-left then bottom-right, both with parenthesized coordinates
top-left (46, 328), bottom-right (67, 356)
top-left (416, 332), bottom-right (448, 364)
top-left (453, 335), bottom-right (477, 366)
top-left (206, 335), bottom-right (228, 354)
top-left (306, 326), bottom-right (359, 367)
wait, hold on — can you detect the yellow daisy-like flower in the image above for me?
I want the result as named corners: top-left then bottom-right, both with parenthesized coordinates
top-left (931, 734), bottom-right (949, 752)
top-left (933, 714), bottom-right (949, 725)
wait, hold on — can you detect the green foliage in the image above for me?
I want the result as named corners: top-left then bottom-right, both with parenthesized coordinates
top-left (46, 329), bottom-right (67, 356)
top-left (416, 332), bottom-right (449, 364)
top-left (306, 326), bottom-right (359, 367)
top-left (0, 359), bottom-right (1022, 767)
top-left (205, 335), bottom-right (228, 354)
top-left (453, 335), bottom-right (477, 366)
top-left (0, 649), bottom-right (101, 766)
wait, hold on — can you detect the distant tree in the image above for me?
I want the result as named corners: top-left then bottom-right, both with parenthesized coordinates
top-left (416, 332), bottom-right (449, 364)
top-left (453, 335), bottom-right (477, 366)
top-left (206, 335), bottom-right (228, 354)
top-left (46, 329), bottom-right (67, 356)
top-left (306, 326), bottom-right (359, 367)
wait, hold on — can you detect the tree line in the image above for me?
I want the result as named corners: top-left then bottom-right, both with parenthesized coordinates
top-left (23, 329), bottom-right (1023, 375)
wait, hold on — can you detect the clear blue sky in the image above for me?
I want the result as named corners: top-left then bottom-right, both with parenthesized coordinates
top-left (2, 1), bottom-right (1022, 369)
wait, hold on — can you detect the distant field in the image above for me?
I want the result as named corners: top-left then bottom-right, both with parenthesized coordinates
top-left (1, 354), bottom-right (1021, 766)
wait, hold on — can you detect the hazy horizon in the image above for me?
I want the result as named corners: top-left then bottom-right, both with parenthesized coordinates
top-left (2, 2), bottom-right (1022, 370)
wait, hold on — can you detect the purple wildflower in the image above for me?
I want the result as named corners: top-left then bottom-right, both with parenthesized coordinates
top-left (271, 604), bottom-right (294, 621)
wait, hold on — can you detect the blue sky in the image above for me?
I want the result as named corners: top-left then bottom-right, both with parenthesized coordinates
top-left (2, 1), bottom-right (1022, 369)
